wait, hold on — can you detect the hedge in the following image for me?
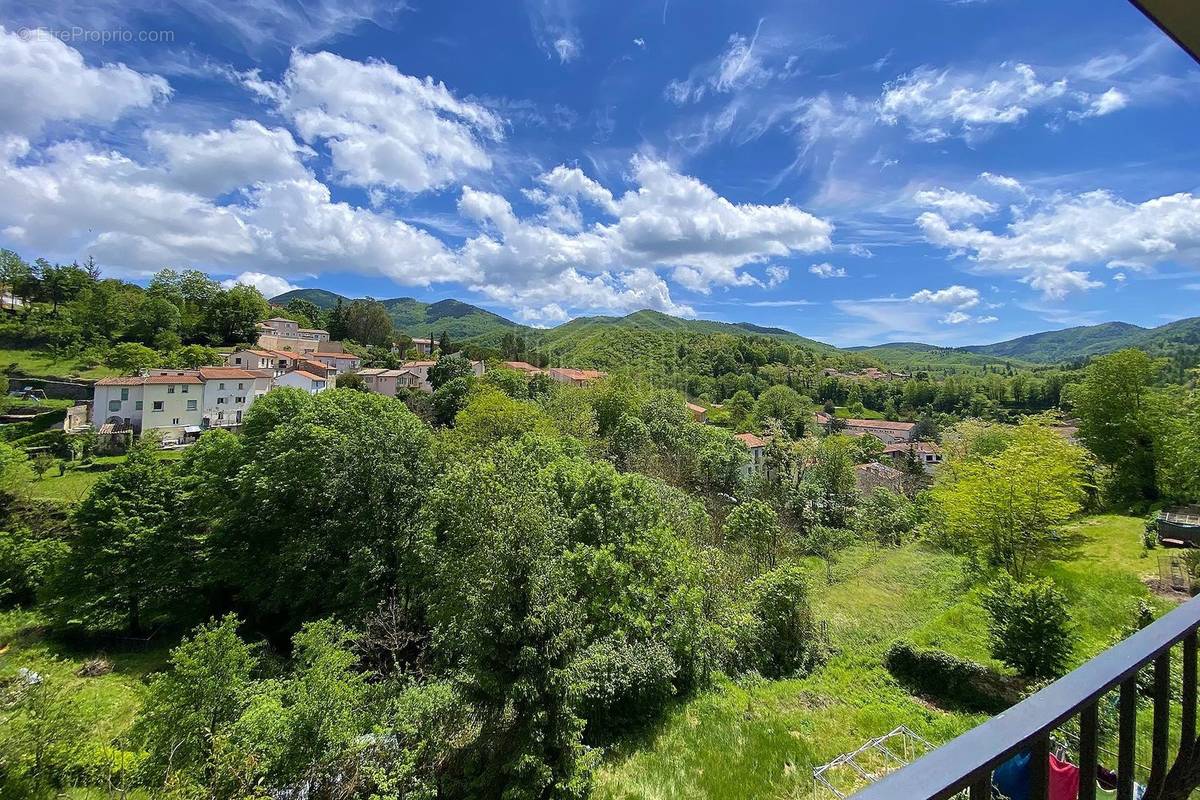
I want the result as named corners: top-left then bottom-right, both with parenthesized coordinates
top-left (885, 640), bottom-right (1025, 714)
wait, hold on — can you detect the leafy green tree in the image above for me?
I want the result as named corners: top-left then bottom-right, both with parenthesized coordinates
top-left (285, 298), bottom-right (322, 328)
top-left (452, 389), bottom-right (553, 449)
top-left (209, 284), bottom-right (270, 345)
top-left (345, 299), bottom-right (394, 346)
top-left (753, 385), bottom-right (808, 437)
top-left (129, 294), bottom-right (183, 345)
top-left (724, 499), bottom-right (783, 569)
top-left (803, 525), bottom-right (854, 583)
top-left (335, 371), bottom-right (367, 391)
top-left (744, 566), bottom-right (823, 677)
top-left (932, 418), bottom-right (1086, 578)
top-left (105, 342), bottom-right (159, 375)
top-left (51, 445), bottom-right (195, 632)
top-left (1073, 349), bottom-right (1162, 501)
top-left (431, 376), bottom-right (475, 426)
top-left (982, 574), bottom-right (1076, 678)
top-left (162, 344), bottom-right (224, 369)
top-left (727, 390), bottom-right (755, 428)
top-left (1157, 389), bottom-right (1200, 503)
top-left (136, 615), bottom-right (260, 787)
top-left (857, 488), bottom-right (919, 547)
top-left (427, 354), bottom-right (476, 391)
top-left (213, 390), bottom-right (435, 629)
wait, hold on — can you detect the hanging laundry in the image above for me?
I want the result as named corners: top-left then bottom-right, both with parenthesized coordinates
top-left (994, 752), bottom-right (1031, 800)
top-left (1048, 754), bottom-right (1080, 800)
top-left (1097, 766), bottom-right (1118, 791)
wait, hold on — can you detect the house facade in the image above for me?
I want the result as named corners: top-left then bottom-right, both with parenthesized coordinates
top-left (254, 317), bottom-right (331, 353)
top-left (816, 413), bottom-right (916, 444)
top-left (93, 375), bottom-right (205, 442)
top-left (308, 351), bottom-right (363, 375)
top-left (735, 432), bottom-right (767, 479)
top-left (227, 348), bottom-right (301, 375)
top-left (275, 369), bottom-right (329, 394)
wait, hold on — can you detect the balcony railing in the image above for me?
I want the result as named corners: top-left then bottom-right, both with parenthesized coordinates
top-left (850, 594), bottom-right (1200, 800)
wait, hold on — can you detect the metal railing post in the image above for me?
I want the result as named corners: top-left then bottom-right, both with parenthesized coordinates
top-left (1118, 677), bottom-right (1138, 800)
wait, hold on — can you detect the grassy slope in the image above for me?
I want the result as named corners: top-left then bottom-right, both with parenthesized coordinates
top-left (0, 345), bottom-right (114, 380)
top-left (593, 515), bottom-right (1161, 800)
top-left (0, 515), bottom-right (1163, 799)
top-left (18, 451), bottom-right (185, 503)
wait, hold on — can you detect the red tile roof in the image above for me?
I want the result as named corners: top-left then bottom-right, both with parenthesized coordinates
top-left (289, 370), bottom-right (326, 381)
top-left (735, 432), bottom-right (767, 448)
top-left (198, 367), bottom-right (259, 380)
top-left (95, 376), bottom-right (146, 386)
top-left (313, 352), bottom-right (360, 360)
top-left (145, 375), bottom-right (202, 385)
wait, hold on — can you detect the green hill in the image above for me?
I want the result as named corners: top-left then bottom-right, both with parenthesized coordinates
top-left (847, 342), bottom-right (1035, 372)
top-left (961, 321), bottom-right (1147, 363)
top-left (271, 290), bottom-right (523, 341)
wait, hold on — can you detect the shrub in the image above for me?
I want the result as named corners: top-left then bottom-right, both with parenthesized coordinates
top-left (982, 574), bottom-right (1077, 679)
top-left (743, 566), bottom-right (825, 678)
top-left (885, 641), bottom-right (1024, 713)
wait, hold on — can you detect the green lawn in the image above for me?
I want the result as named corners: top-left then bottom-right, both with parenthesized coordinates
top-left (592, 516), bottom-right (1164, 800)
top-left (20, 450), bottom-right (187, 502)
top-left (0, 345), bottom-right (115, 380)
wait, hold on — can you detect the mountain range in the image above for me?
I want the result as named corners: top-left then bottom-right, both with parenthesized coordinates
top-left (271, 289), bottom-right (1200, 367)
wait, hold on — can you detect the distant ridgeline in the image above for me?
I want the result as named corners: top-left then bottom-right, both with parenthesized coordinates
top-left (271, 288), bottom-right (1200, 381)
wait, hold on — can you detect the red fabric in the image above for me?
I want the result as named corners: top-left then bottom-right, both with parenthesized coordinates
top-left (1049, 754), bottom-right (1080, 800)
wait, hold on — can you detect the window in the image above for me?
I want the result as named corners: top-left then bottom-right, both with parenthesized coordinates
top-left (120, 388), bottom-right (129, 401)
top-left (181, 385), bottom-right (188, 393)
top-left (234, 357), bottom-right (242, 365)
top-left (187, 399), bottom-right (197, 411)
top-left (108, 399), bottom-right (121, 412)
top-left (172, 418), bottom-right (180, 425)
top-left (219, 382), bottom-right (225, 390)
top-left (168, 385), bottom-right (175, 394)
top-left (135, 401), bottom-right (143, 411)
top-left (236, 396), bottom-right (245, 404)
top-left (238, 382), bottom-right (244, 390)
top-left (152, 401), bottom-right (164, 412)
top-left (217, 397), bottom-right (225, 405)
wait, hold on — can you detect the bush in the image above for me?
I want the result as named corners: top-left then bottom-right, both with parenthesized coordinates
top-left (885, 641), bottom-right (1024, 713)
top-left (743, 566), bottom-right (825, 678)
top-left (982, 574), bottom-right (1076, 679)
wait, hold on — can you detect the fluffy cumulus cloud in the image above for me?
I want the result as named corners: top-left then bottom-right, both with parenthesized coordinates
top-left (220, 271), bottom-right (302, 298)
top-left (913, 188), bottom-right (997, 222)
top-left (0, 137), bottom-right (466, 283)
top-left (457, 156), bottom-right (830, 314)
top-left (0, 25), bottom-right (170, 138)
top-left (878, 63), bottom-right (1120, 141)
top-left (246, 50), bottom-right (503, 193)
top-left (147, 120), bottom-right (314, 197)
top-left (909, 284), bottom-right (980, 308)
top-left (1071, 87), bottom-right (1128, 119)
top-left (918, 189), bottom-right (1200, 297)
top-left (809, 262), bottom-right (846, 278)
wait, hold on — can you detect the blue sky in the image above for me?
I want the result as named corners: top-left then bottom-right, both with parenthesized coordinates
top-left (0, 0), bottom-right (1198, 346)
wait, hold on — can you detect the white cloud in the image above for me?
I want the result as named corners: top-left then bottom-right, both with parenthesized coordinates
top-left (918, 189), bottom-right (1200, 297)
top-left (878, 62), bottom-right (1120, 141)
top-left (1113, 272), bottom-right (1127, 283)
top-left (456, 156), bottom-right (830, 314)
top-left (1072, 87), bottom-right (1128, 119)
top-left (248, 50), bottom-right (503, 193)
top-left (979, 171), bottom-right (1026, 194)
top-left (976, 315), bottom-right (999, 323)
top-left (633, 37), bottom-right (646, 49)
top-left (221, 271), bottom-right (301, 298)
top-left (941, 310), bottom-right (971, 324)
top-left (909, 284), bottom-right (980, 308)
top-left (147, 120), bottom-right (313, 196)
top-left (765, 265), bottom-right (789, 287)
top-left (848, 243), bottom-right (875, 258)
top-left (0, 140), bottom-right (466, 284)
top-left (516, 303), bottom-right (570, 325)
top-left (809, 262), bottom-right (847, 279)
top-left (913, 187), bottom-right (997, 221)
top-left (0, 26), bottom-right (170, 137)
top-left (526, 0), bottom-right (582, 63)
top-left (666, 21), bottom-right (772, 104)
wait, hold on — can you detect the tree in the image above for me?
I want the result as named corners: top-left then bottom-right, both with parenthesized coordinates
top-left (163, 344), bottom-right (224, 369)
top-left (427, 354), bottom-right (475, 391)
top-left (345, 299), bottom-right (394, 346)
top-left (335, 371), bottom-right (367, 391)
top-left (0, 667), bottom-right (91, 795)
top-left (129, 295), bottom-right (182, 346)
top-left (208, 284), bottom-right (270, 345)
top-left (745, 566), bottom-right (823, 677)
top-left (753, 385), bottom-right (808, 437)
top-left (51, 445), bottom-right (195, 632)
top-left (431, 376), bottom-right (475, 427)
top-left (136, 615), bottom-right (260, 786)
top-left (931, 418), bottom-right (1086, 578)
top-left (30, 453), bottom-right (55, 480)
top-left (105, 342), bottom-right (159, 375)
top-left (981, 574), bottom-right (1075, 679)
top-left (803, 525), bottom-right (854, 583)
top-left (857, 488), bottom-right (919, 547)
top-left (285, 298), bottom-right (322, 328)
top-left (1157, 390), bottom-right (1200, 503)
top-left (727, 390), bottom-right (755, 428)
top-left (211, 390), bottom-right (435, 629)
top-left (1073, 349), bottom-right (1162, 501)
top-left (724, 499), bottom-right (783, 569)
